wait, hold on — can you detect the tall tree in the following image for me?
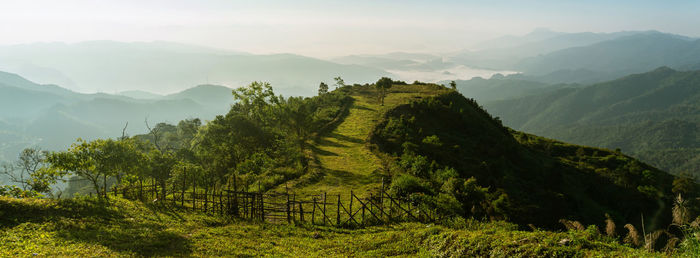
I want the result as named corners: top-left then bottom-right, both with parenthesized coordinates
top-left (318, 82), bottom-right (329, 95)
top-left (449, 80), bottom-right (457, 90)
top-left (376, 77), bottom-right (393, 106)
top-left (231, 81), bottom-right (280, 125)
top-left (279, 96), bottom-right (316, 152)
top-left (333, 76), bottom-right (345, 89)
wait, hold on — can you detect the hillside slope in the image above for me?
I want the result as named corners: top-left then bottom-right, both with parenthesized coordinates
top-left (368, 91), bottom-right (677, 229)
top-left (270, 84), bottom-right (682, 231)
top-left (485, 67), bottom-right (700, 175)
top-left (0, 196), bottom-right (657, 257)
top-left (287, 84), bottom-right (451, 195)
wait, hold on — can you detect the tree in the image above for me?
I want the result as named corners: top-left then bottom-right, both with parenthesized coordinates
top-left (376, 77), bottom-right (393, 106)
top-left (333, 76), bottom-right (345, 89)
top-left (48, 138), bottom-right (142, 199)
top-left (2, 148), bottom-right (47, 190)
top-left (147, 149), bottom-right (176, 200)
top-left (449, 80), bottom-right (457, 90)
top-left (48, 139), bottom-right (104, 197)
top-left (318, 82), bottom-right (329, 95)
top-left (231, 81), bottom-right (280, 125)
top-left (0, 147), bottom-right (65, 196)
top-left (279, 96), bottom-right (316, 152)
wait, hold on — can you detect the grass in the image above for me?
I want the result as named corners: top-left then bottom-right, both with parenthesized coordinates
top-left (0, 196), bottom-right (661, 257)
top-left (291, 84), bottom-right (450, 196)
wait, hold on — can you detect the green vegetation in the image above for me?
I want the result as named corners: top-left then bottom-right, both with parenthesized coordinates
top-left (2, 80), bottom-right (699, 256)
top-left (369, 91), bottom-right (685, 230)
top-left (0, 196), bottom-right (659, 257)
top-left (486, 67), bottom-right (700, 177)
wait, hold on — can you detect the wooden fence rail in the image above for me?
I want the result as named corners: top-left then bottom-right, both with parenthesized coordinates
top-left (112, 183), bottom-right (436, 227)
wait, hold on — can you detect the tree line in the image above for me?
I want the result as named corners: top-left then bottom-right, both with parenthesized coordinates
top-left (1, 81), bottom-right (351, 199)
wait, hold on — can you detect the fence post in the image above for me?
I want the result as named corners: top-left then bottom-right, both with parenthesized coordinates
top-left (369, 193), bottom-right (374, 220)
top-left (286, 193), bottom-right (291, 223)
top-left (380, 178), bottom-right (384, 215)
top-left (336, 194), bottom-right (341, 226)
top-left (251, 194), bottom-right (256, 220)
top-left (192, 175), bottom-right (196, 211)
top-left (349, 190), bottom-right (353, 224)
top-left (260, 193), bottom-right (264, 221)
top-left (361, 197), bottom-right (366, 225)
top-left (181, 170), bottom-right (186, 207)
top-left (227, 177), bottom-right (232, 216)
top-left (292, 194), bottom-right (296, 222)
top-left (323, 192), bottom-right (327, 225)
top-left (299, 201), bottom-right (304, 222)
top-left (312, 197), bottom-right (317, 224)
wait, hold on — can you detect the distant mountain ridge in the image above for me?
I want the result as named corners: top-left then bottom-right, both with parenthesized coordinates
top-left (514, 32), bottom-right (700, 82)
top-left (484, 67), bottom-right (700, 175)
top-left (450, 29), bottom-right (642, 70)
top-left (0, 41), bottom-right (388, 96)
top-left (0, 71), bottom-right (236, 163)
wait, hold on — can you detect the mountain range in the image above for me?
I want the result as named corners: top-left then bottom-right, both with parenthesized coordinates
top-left (483, 67), bottom-right (700, 175)
top-left (0, 71), bottom-right (235, 162)
top-left (0, 41), bottom-right (387, 96)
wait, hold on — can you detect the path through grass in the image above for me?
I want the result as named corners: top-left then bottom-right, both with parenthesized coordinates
top-left (294, 85), bottom-right (450, 196)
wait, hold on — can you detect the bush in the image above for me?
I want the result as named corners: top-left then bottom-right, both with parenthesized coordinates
top-left (389, 174), bottom-right (432, 196)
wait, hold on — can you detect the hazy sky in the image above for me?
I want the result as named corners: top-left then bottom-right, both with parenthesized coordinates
top-left (1, 0), bottom-right (699, 57)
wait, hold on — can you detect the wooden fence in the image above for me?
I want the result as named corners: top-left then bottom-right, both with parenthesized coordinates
top-left (113, 183), bottom-right (436, 227)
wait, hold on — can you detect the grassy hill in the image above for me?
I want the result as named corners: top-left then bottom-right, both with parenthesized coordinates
top-left (1, 82), bottom-right (695, 256)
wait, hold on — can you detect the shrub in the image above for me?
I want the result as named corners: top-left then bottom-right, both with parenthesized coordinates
top-left (389, 174), bottom-right (431, 197)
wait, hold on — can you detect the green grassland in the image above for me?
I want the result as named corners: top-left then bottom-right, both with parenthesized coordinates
top-left (0, 196), bottom-right (658, 257)
top-left (281, 84), bottom-right (450, 196)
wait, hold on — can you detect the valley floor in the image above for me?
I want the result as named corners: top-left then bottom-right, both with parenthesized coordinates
top-left (0, 196), bottom-right (660, 257)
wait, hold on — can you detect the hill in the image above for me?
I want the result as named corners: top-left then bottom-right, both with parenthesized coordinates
top-left (254, 83), bottom-right (683, 231)
top-left (367, 90), bottom-right (677, 228)
top-left (1, 82), bottom-right (695, 255)
top-left (161, 84), bottom-right (233, 109)
top-left (485, 67), bottom-right (700, 175)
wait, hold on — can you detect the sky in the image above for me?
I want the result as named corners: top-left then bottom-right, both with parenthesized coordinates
top-left (0, 0), bottom-right (699, 58)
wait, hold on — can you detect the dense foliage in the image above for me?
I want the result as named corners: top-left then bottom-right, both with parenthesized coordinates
top-left (17, 81), bottom-right (352, 198)
top-left (486, 67), bottom-right (700, 177)
top-left (370, 91), bottom-right (686, 229)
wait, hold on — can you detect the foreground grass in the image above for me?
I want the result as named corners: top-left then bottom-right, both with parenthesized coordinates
top-left (0, 196), bottom-right (663, 257)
